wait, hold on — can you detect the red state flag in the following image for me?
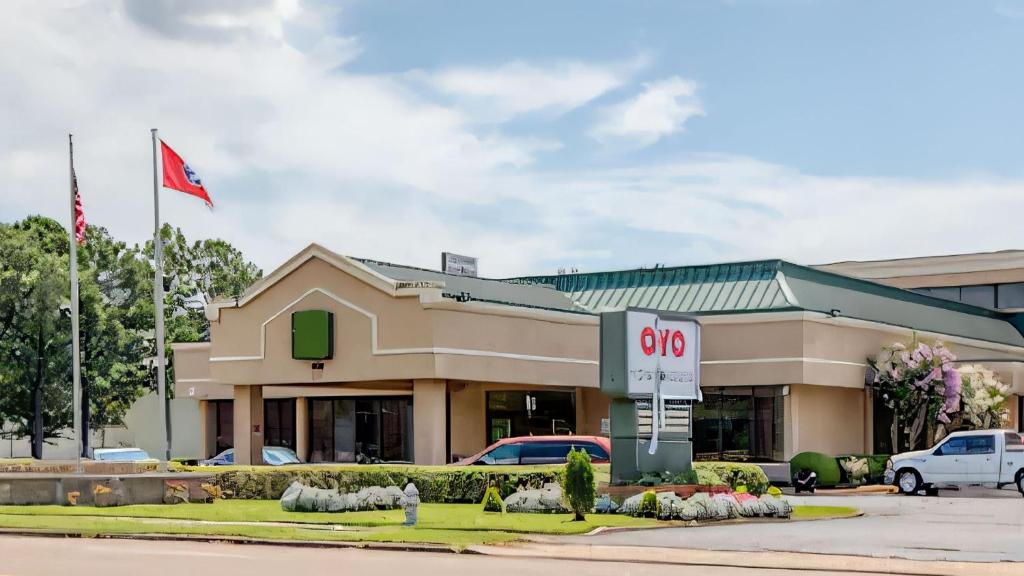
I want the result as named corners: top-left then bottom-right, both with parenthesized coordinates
top-left (160, 140), bottom-right (213, 208)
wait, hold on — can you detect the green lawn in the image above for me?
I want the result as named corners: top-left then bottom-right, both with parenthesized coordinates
top-left (0, 500), bottom-right (657, 535)
top-left (0, 514), bottom-right (517, 546)
top-left (0, 500), bottom-right (857, 547)
top-left (791, 505), bottom-right (859, 520)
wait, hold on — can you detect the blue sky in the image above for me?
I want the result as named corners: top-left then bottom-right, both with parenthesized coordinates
top-left (2, 1), bottom-right (1024, 276)
top-left (340, 0), bottom-right (1024, 179)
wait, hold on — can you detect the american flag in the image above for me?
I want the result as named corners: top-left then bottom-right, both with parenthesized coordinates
top-left (71, 152), bottom-right (86, 245)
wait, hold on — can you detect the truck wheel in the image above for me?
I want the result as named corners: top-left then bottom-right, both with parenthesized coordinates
top-left (1017, 473), bottom-right (1024, 496)
top-left (897, 470), bottom-right (921, 495)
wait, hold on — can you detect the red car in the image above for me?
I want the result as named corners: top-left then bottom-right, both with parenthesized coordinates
top-left (452, 435), bottom-right (611, 466)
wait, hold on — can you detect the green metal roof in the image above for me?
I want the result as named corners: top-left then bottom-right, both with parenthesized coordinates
top-left (511, 260), bottom-right (1024, 348)
top-left (511, 260), bottom-right (792, 314)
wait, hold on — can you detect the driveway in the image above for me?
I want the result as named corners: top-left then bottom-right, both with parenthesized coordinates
top-left (553, 487), bottom-right (1024, 562)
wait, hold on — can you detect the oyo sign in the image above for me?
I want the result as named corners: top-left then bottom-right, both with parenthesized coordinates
top-left (638, 326), bottom-right (687, 357)
top-left (626, 310), bottom-right (700, 399)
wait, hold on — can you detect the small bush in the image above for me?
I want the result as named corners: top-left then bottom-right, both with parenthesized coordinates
top-left (789, 452), bottom-right (841, 487)
top-left (503, 484), bottom-right (569, 513)
top-left (837, 454), bottom-right (889, 484)
top-left (561, 448), bottom-right (596, 521)
top-left (767, 486), bottom-right (783, 498)
top-left (672, 469), bottom-right (698, 485)
top-left (481, 485), bottom-right (504, 513)
top-left (638, 490), bottom-right (661, 518)
top-left (694, 462), bottom-right (769, 495)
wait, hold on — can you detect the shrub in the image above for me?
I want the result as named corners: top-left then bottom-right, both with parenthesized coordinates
top-left (789, 452), bottom-right (841, 487)
top-left (671, 469), bottom-right (698, 485)
top-left (201, 465), bottom-right (561, 502)
top-left (481, 485), bottom-right (504, 513)
top-left (767, 486), bottom-right (783, 498)
top-left (561, 448), bottom-right (596, 521)
top-left (503, 484), bottom-right (569, 513)
top-left (638, 490), bottom-right (661, 518)
top-left (837, 454), bottom-right (889, 484)
top-left (694, 462), bottom-right (769, 495)
top-left (280, 482), bottom-right (406, 513)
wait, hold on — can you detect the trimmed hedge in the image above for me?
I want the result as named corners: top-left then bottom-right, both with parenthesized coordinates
top-left (193, 460), bottom-right (770, 501)
top-left (693, 462), bottom-right (769, 495)
top-left (837, 454), bottom-right (889, 484)
top-left (789, 452), bottom-right (841, 486)
top-left (200, 465), bottom-right (561, 502)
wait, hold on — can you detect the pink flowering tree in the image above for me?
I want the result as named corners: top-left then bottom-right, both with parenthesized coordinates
top-left (868, 341), bottom-right (961, 452)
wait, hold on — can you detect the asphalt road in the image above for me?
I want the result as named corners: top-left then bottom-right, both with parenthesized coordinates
top-left (0, 536), bottom-right (891, 576)
top-left (556, 487), bottom-right (1024, 562)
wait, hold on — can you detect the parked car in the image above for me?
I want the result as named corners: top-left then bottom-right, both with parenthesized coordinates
top-left (452, 435), bottom-right (611, 466)
top-left (200, 446), bottom-right (303, 466)
top-left (884, 430), bottom-right (1024, 495)
top-left (91, 447), bottom-right (157, 463)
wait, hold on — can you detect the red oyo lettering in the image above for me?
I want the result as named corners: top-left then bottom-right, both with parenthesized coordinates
top-left (640, 326), bottom-right (657, 355)
top-left (671, 330), bottom-right (685, 357)
top-left (639, 326), bottom-right (686, 357)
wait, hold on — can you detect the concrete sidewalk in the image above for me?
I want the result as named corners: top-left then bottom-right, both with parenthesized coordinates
top-left (471, 542), bottom-right (1023, 576)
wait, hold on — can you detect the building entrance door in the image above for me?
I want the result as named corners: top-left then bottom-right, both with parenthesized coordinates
top-left (486, 391), bottom-right (575, 443)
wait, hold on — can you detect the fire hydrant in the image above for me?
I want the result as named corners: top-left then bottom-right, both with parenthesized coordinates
top-left (403, 483), bottom-right (420, 526)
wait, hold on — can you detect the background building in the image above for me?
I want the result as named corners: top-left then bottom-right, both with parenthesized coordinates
top-left (168, 246), bottom-right (1024, 466)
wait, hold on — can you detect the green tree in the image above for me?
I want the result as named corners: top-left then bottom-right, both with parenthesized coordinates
top-left (145, 224), bottom-right (262, 343)
top-left (0, 218), bottom-right (72, 457)
top-left (77, 226), bottom-right (153, 444)
top-left (561, 447), bottom-right (596, 521)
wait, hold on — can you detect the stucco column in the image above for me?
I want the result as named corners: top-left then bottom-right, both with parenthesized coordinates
top-left (233, 385), bottom-right (264, 465)
top-left (575, 387), bottom-right (586, 435)
top-left (295, 396), bottom-right (309, 461)
top-left (413, 379), bottom-right (447, 465)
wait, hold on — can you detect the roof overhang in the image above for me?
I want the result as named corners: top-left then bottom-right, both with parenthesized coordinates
top-left (205, 243), bottom-right (446, 322)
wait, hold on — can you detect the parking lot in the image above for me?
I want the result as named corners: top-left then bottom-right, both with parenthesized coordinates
top-left (557, 486), bottom-right (1024, 562)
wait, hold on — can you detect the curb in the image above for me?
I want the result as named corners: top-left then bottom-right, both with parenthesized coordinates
top-left (0, 528), bottom-right (464, 554)
top-left (469, 543), bottom-right (1023, 576)
top-left (577, 509), bottom-right (864, 536)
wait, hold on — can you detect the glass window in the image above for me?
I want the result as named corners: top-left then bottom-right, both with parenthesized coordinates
top-left (998, 282), bottom-right (1024, 309)
top-left (214, 400), bottom-right (234, 455)
top-left (379, 398), bottom-right (412, 462)
top-left (521, 442), bottom-right (571, 464)
top-left (927, 286), bottom-right (961, 302)
top-left (936, 437), bottom-right (967, 456)
top-left (264, 399), bottom-right (296, 449)
top-left (960, 285), bottom-right (995, 308)
top-left (965, 435), bottom-right (995, 455)
top-left (482, 443), bottom-right (521, 464)
top-left (1004, 432), bottom-right (1022, 449)
top-left (572, 442), bottom-right (609, 460)
top-left (693, 386), bottom-right (784, 462)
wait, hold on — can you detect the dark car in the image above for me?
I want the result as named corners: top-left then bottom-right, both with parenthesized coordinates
top-left (451, 435), bottom-right (611, 466)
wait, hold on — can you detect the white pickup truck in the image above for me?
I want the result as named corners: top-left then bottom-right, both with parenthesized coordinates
top-left (884, 429), bottom-right (1024, 496)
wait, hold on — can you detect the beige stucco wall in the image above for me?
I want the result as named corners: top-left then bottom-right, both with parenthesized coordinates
top-left (788, 384), bottom-right (866, 457)
top-left (206, 256), bottom-right (597, 388)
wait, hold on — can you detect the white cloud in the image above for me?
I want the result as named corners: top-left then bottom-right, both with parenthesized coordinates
top-left (2, 2), bottom-right (1024, 280)
top-left (421, 60), bottom-right (632, 122)
top-left (591, 76), bottom-right (704, 145)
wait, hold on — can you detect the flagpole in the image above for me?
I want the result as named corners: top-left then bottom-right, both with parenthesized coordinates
top-left (68, 134), bottom-right (82, 474)
top-left (151, 128), bottom-right (170, 467)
